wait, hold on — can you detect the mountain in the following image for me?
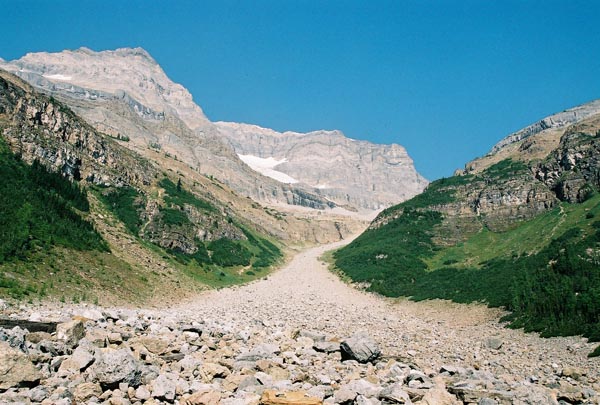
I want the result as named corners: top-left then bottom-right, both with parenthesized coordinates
top-left (0, 68), bottom-right (363, 304)
top-left (333, 100), bottom-right (600, 346)
top-left (0, 47), bottom-right (426, 211)
top-left (216, 122), bottom-right (427, 210)
top-left (463, 99), bottom-right (600, 174)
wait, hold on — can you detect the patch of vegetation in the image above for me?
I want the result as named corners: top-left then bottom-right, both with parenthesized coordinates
top-left (208, 239), bottom-right (252, 267)
top-left (0, 139), bottom-right (107, 264)
top-left (0, 246), bottom-right (153, 303)
top-left (159, 178), bottom-right (216, 212)
top-left (95, 174), bottom-right (282, 289)
top-left (334, 209), bottom-right (443, 295)
top-left (96, 186), bottom-right (145, 235)
top-left (482, 158), bottom-right (529, 180)
top-left (159, 207), bottom-right (192, 227)
top-left (382, 174), bottom-right (474, 217)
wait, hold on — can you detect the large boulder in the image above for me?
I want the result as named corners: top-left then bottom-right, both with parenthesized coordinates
top-left (88, 347), bottom-right (141, 389)
top-left (340, 333), bottom-right (381, 363)
top-left (56, 319), bottom-right (85, 348)
top-left (0, 341), bottom-right (42, 390)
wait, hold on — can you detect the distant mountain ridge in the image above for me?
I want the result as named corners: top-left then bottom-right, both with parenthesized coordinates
top-left (216, 121), bottom-right (427, 209)
top-left (0, 47), bottom-right (426, 211)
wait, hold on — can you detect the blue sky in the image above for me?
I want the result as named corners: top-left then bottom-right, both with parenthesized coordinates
top-left (3, 1), bottom-right (600, 180)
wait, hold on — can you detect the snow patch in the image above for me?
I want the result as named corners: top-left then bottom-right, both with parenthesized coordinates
top-left (238, 154), bottom-right (298, 184)
top-left (43, 74), bottom-right (73, 81)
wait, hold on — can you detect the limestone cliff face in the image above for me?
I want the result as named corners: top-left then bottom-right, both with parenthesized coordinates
top-left (1, 47), bottom-right (425, 211)
top-left (490, 100), bottom-right (600, 155)
top-left (0, 70), bottom-right (155, 187)
top-left (216, 122), bottom-right (427, 210)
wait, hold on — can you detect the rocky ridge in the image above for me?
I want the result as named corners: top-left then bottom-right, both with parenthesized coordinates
top-left (216, 122), bottom-right (427, 210)
top-left (490, 99), bottom-right (600, 155)
top-left (0, 239), bottom-right (598, 404)
top-left (464, 99), bottom-right (600, 175)
top-left (0, 47), bottom-right (425, 211)
top-left (0, 69), bottom-right (156, 188)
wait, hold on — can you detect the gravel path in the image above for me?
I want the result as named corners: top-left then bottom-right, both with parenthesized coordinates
top-left (177, 238), bottom-right (600, 382)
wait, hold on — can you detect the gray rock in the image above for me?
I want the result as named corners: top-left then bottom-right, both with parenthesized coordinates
top-left (484, 337), bottom-right (503, 351)
top-left (70, 339), bottom-right (95, 370)
top-left (347, 379), bottom-right (383, 398)
top-left (340, 333), bottom-right (381, 363)
top-left (298, 330), bottom-right (326, 342)
top-left (88, 347), bottom-right (141, 389)
top-left (379, 383), bottom-right (412, 404)
top-left (236, 343), bottom-right (280, 362)
top-left (313, 341), bottom-right (340, 353)
top-left (0, 341), bottom-right (42, 390)
top-left (5, 326), bottom-right (27, 352)
top-left (29, 386), bottom-right (49, 402)
top-left (135, 385), bottom-right (151, 400)
top-left (356, 395), bottom-right (380, 405)
top-left (151, 372), bottom-right (177, 402)
top-left (238, 375), bottom-right (261, 391)
top-left (334, 385), bottom-right (357, 403)
top-left (56, 320), bottom-right (85, 348)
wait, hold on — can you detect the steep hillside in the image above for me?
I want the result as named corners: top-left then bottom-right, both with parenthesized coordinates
top-left (0, 47), bottom-right (425, 211)
top-left (334, 108), bottom-right (600, 348)
top-left (0, 69), bottom-right (362, 304)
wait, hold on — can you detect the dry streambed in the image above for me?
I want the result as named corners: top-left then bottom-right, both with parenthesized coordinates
top-left (0, 238), bottom-right (599, 404)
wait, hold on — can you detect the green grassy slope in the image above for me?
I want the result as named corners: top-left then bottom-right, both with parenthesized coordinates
top-left (334, 159), bottom-right (600, 352)
top-left (95, 177), bottom-right (282, 288)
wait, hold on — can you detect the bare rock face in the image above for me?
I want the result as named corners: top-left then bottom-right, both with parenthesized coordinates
top-left (535, 127), bottom-right (600, 203)
top-left (1, 48), bottom-right (426, 211)
top-left (0, 70), bottom-right (156, 188)
top-left (489, 99), bottom-right (600, 155)
top-left (464, 99), bottom-right (600, 175)
top-left (217, 122), bottom-right (427, 210)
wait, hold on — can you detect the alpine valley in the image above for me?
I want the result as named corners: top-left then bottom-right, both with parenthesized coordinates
top-left (0, 47), bottom-right (599, 405)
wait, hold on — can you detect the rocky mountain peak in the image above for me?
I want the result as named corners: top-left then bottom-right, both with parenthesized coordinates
top-left (3, 47), bottom-right (209, 130)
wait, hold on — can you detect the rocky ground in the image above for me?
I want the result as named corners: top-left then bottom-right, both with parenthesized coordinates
top-left (1, 238), bottom-right (599, 404)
